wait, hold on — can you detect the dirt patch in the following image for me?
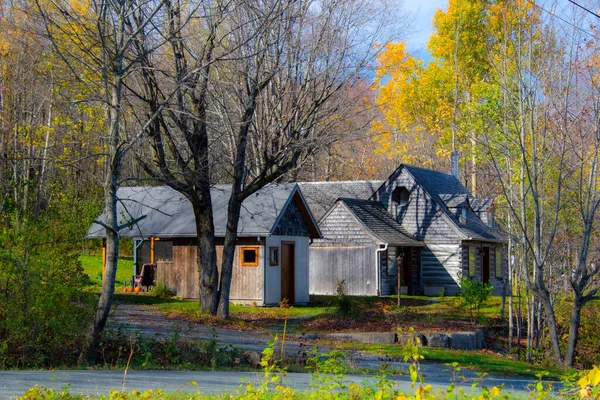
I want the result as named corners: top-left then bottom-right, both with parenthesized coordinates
top-left (301, 315), bottom-right (480, 334)
top-left (161, 309), bottom-right (287, 332)
top-left (302, 316), bottom-right (395, 332)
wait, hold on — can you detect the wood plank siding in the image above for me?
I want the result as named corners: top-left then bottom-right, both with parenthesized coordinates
top-left (156, 238), bottom-right (264, 301)
top-left (310, 245), bottom-right (379, 295)
top-left (421, 244), bottom-right (462, 295)
top-left (310, 202), bottom-right (380, 295)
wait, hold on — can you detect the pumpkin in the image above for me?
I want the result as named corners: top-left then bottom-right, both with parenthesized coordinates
top-left (134, 286), bottom-right (141, 293)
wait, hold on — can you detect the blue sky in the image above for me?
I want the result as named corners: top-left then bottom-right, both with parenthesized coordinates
top-left (403, 0), bottom-right (448, 58)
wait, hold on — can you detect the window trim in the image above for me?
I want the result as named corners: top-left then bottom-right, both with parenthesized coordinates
top-left (240, 246), bottom-right (260, 267)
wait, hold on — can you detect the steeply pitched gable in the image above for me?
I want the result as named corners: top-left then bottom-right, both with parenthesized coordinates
top-left (373, 164), bottom-right (505, 243)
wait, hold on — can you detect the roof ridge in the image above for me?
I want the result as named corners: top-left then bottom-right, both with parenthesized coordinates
top-left (403, 163), bottom-right (453, 176)
top-left (298, 180), bottom-right (383, 184)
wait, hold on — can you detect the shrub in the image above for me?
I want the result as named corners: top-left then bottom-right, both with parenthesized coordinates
top-left (457, 274), bottom-right (493, 324)
top-left (335, 280), bottom-right (354, 317)
top-left (153, 281), bottom-right (175, 298)
top-left (0, 218), bottom-right (95, 368)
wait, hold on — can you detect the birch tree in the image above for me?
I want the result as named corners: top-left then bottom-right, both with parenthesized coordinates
top-left (35, 0), bottom-right (166, 364)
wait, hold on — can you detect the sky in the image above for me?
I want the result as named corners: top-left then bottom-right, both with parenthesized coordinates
top-left (402, 0), bottom-right (448, 59)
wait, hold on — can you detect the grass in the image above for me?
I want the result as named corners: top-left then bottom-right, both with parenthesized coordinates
top-left (80, 254), bottom-right (136, 292)
top-left (112, 293), bottom-right (333, 332)
top-left (331, 342), bottom-right (565, 380)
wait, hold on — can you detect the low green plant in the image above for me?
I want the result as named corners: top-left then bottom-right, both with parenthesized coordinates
top-left (457, 273), bottom-right (493, 324)
top-left (306, 348), bottom-right (350, 398)
top-left (335, 280), bottom-right (354, 317)
top-left (153, 281), bottom-right (175, 298)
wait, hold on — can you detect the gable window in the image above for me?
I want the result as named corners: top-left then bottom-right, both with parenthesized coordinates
top-left (495, 248), bottom-right (503, 279)
top-left (468, 246), bottom-right (477, 277)
top-left (392, 186), bottom-right (410, 206)
top-left (241, 247), bottom-right (259, 267)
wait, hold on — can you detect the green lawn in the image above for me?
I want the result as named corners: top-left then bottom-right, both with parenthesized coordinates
top-left (80, 254), bottom-right (136, 291)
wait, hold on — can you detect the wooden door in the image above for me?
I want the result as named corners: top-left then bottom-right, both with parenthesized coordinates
top-left (281, 242), bottom-right (295, 304)
top-left (482, 247), bottom-right (490, 284)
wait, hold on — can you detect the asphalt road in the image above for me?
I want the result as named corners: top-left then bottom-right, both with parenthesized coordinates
top-left (0, 369), bottom-right (558, 399)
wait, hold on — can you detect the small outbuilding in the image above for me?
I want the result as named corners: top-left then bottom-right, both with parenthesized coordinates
top-left (87, 183), bottom-right (321, 305)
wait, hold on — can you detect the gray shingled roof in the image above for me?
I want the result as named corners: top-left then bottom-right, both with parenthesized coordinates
top-left (298, 181), bottom-right (384, 221)
top-left (439, 193), bottom-right (469, 208)
top-left (340, 198), bottom-right (423, 246)
top-left (403, 165), bottom-right (505, 242)
top-left (87, 183), bottom-right (317, 239)
top-left (470, 198), bottom-right (494, 212)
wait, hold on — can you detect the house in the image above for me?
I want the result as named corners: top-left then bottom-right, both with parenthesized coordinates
top-left (300, 165), bottom-right (506, 297)
top-left (87, 183), bottom-right (321, 305)
top-left (372, 164), bottom-right (506, 296)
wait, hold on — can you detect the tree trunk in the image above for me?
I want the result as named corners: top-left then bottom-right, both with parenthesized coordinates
top-left (217, 196), bottom-right (242, 318)
top-left (79, 96), bottom-right (121, 364)
top-left (192, 196), bottom-right (219, 315)
top-left (534, 286), bottom-right (562, 363)
top-left (564, 298), bottom-right (582, 367)
top-left (79, 19), bottom-right (125, 362)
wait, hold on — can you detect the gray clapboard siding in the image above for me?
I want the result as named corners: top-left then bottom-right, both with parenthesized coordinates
top-left (421, 244), bottom-right (462, 295)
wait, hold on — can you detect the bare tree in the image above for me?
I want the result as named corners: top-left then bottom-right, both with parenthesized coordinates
top-left (132, 0), bottom-right (407, 317)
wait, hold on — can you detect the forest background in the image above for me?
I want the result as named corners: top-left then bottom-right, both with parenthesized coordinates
top-left (1, 0), bottom-right (600, 371)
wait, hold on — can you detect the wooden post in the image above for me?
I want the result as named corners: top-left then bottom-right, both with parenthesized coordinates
top-left (150, 237), bottom-right (155, 264)
top-left (397, 249), bottom-right (403, 307)
top-left (101, 238), bottom-right (106, 282)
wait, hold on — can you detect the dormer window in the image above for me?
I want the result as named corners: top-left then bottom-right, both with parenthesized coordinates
top-left (392, 186), bottom-right (410, 206)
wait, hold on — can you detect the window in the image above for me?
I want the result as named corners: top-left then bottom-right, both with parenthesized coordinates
top-left (468, 246), bottom-right (477, 277)
top-left (495, 248), bottom-right (503, 278)
top-left (387, 249), bottom-right (397, 276)
top-left (241, 247), bottom-right (259, 267)
top-left (392, 186), bottom-right (410, 206)
top-left (269, 247), bottom-right (279, 266)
